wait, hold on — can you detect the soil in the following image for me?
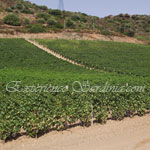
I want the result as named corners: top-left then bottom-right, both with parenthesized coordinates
top-left (0, 114), bottom-right (150, 150)
top-left (0, 32), bottom-right (145, 44)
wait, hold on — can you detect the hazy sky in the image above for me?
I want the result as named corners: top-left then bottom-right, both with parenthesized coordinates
top-left (27, 0), bottom-right (150, 17)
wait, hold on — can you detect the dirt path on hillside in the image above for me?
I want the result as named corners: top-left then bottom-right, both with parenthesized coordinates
top-left (26, 39), bottom-right (93, 70)
top-left (0, 32), bottom-right (144, 44)
top-left (0, 114), bottom-right (150, 150)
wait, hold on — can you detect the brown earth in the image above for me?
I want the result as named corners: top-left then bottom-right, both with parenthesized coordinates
top-left (0, 32), bottom-right (145, 44)
top-left (0, 114), bottom-right (150, 150)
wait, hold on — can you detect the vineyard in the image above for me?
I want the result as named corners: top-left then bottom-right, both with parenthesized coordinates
top-left (0, 39), bottom-right (150, 141)
top-left (36, 39), bottom-right (150, 77)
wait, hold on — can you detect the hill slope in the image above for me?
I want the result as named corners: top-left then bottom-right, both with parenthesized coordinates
top-left (0, 0), bottom-right (150, 41)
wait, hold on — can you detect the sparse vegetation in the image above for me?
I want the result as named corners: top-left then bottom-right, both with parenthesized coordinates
top-left (0, 0), bottom-right (150, 39)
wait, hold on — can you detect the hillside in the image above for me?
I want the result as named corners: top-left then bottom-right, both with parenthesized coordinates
top-left (0, 0), bottom-right (150, 42)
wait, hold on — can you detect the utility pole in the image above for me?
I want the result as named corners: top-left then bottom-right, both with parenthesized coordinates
top-left (58, 0), bottom-right (64, 11)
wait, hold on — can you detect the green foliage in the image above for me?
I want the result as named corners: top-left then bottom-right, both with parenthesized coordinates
top-left (136, 35), bottom-right (150, 43)
top-left (24, 18), bottom-right (30, 25)
top-left (3, 14), bottom-right (21, 26)
top-left (100, 28), bottom-right (112, 35)
top-left (66, 19), bottom-right (75, 28)
top-left (23, 1), bottom-right (33, 8)
top-left (48, 9), bottom-right (62, 16)
top-left (55, 23), bottom-right (63, 29)
top-left (37, 39), bottom-right (150, 77)
top-left (16, 3), bottom-right (23, 10)
top-left (37, 18), bottom-right (45, 24)
top-left (71, 15), bottom-right (80, 21)
top-left (5, 8), bottom-right (13, 12)
top-left (21, 8), bottom-right (34, 14)
top-left (36, 13), bottom-right (50, 21)
top-left (28, 24), bottom-right (46, 33)
top-left (38, 5), bottom-right (48, 11)
top-left (126, 29), bottom-right (135, 37)
top-left (0, 39), bottom-right (150, 140)
top-left (11, 6), bottom-right (16, 9)
top-left (47, 17), bottom-right (57, 26)
top-left (80, 16), bottom-right (87, 23)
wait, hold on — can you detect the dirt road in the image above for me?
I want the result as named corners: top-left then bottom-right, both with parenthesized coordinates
top-left (1, 114), bottom-right (150, 150)
top-left (0, 32), bottom-right (144, 44)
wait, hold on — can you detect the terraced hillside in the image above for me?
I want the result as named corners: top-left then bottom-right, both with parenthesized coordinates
top-left (0, 0), bottom-right (150, 40)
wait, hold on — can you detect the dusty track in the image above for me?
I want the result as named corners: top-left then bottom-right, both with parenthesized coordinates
top-left (26, 39), bottom-right (93, 70)
top-left (0, 114), bottom-right (150, 150)
top-left (0, 32), bottom-right (144, 44)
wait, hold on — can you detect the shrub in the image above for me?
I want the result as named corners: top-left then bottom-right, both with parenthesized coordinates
top-left (132, 15), bottom-right (139, 20)
top-left (47, 17), bottom-right (57, 26)
top-left (24, 18), bottom-right (30, 25)
top-left (80, 16), bottom-right (87, 23)
top-left (125, 13), bottom-right (130, 18)
top-left (29, 24), bottom-right (46, 33)
top-left (126, 29), bottom-right (135, 37)
top-left (120, 26), bottom-right (125, 33)
top-left (145, 29), bottom-right (150, 32)
top-left (16, 3), bottom-right (23, 10)
top-left (81, 13), bottom-right (88, 16)
top-left (118, 13), bottom-right (124, 17)
top-left (36, 13), bottom-right (50, 21)
top-left (66, 19), bottom-right (75, 28)
top-left (11, 6), bottom-right (16, 10)
top-left (21, 9), bottom-right (34, 14)
top-left (3, 14), bottom-right (21, 26)
top-left (48, 9), bottom-right (62, 16)
top-left (100, 28), bottom-right (112, 35)
top-left (24, 1), bottom-right (33, 8)
top-left (71, 15), bottom-right (80, 21)
top-left (5, 8), bottom-right (13, 12)
top-left (38, 5), bottom-right (48, 10)
top-left (55, 23), bottom-right (63, 29)
top-left (37, 18), bottom-right (45, 24)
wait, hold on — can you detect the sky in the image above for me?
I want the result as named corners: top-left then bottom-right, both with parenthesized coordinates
top-left (27, 0), bottom-right (150, 17)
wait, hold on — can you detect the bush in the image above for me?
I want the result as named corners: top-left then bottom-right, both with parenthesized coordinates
top-left (24, 1), bottom-right (33, 8)
top-left (5, 8), bottom-right (13, 12)
top-left (80, 16), bottom-right (87, 23)
top-left (3, 14), bottom-right (21, 26)
top-left (16, 3), bottom-right (23, 10)
top-left (55, 23), bottom-right (63, 29)
top-left (66, 19), bottom-right (75, 28)
top-left (47, 17), bottom-right (57, 26)
top-left (24, 18), bottom-right (30, 25)
top-left (71, 15), bottom-right (80, 21)
top-left (37, 18), bottom-right (45, 24)
top-left (118, 13), bottom-right (124, 17)
top-left (21, 9), bottom-right (34, 14)
top-left (127, 29), bottom-right (135, 37)
top-left (11, 6), bottom-right (16, 10)
top-left (37, 13), bottom-right (50, 21)
top-left (29, 24), bottom-right (46, 33)
top-left (38, 5), bottom-right (48, 10)
top-left (100, 28), bottom-right (112, 35)
top-left (48, 9), bottom-right (62, 16)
